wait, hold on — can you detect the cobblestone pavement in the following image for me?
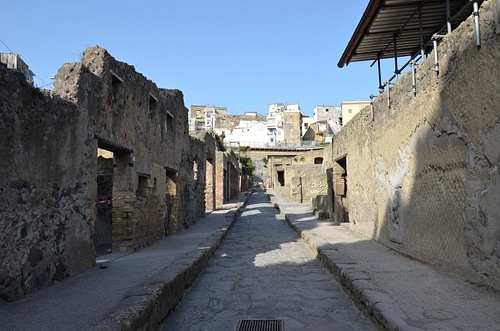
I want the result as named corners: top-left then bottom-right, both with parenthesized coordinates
top-left (161, 190), bottom-right (377, 331)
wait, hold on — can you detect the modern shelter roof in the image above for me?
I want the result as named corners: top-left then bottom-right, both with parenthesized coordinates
top-left (338, 0), bottom-right (483, 68)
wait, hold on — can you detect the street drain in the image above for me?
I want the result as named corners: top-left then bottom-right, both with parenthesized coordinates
top-left (236, 319), bottom-right (284, 331)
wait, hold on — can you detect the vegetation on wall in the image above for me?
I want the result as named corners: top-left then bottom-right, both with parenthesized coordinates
top-left (214, 133), bottom-right (226, 151)
top-left (262, 158), bottom-right (268, 167)
top-left (240, 157), bottom-right (254, 172)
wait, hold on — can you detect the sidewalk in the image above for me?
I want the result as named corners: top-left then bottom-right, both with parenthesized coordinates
top-left (267, 188), bottom-right (500, 331)
top-left (0, 192), bottom-right (252, 331)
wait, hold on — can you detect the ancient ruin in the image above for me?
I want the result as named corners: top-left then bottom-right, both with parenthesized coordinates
top-left (262, 0), bottom-right (500, 290)
top-left (326, 0), bottom-right (500, 288)
top-left (0, 46), bottom-right (242, 301)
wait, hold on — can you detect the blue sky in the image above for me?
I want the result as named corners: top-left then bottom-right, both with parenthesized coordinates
top-left (2, 1), bottom-right (389, 117)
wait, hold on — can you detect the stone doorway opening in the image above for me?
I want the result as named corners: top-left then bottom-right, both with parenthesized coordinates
top-left (164, 168), bottom-right (177, 235)
top-left (333, 155), bottom-right (349, 223)
top-left (95, 148), bottom-right (114, 256)
top-left (94, 136), bottom-right (134, 257)
top-left (277, 170), bottom-right (285, 186)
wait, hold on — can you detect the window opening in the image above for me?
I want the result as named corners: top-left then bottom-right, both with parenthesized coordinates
top-left (109, 70), bottom-right (123, 103)
top-left (136, 173), bottom-right (151, 200)
top-left (166, 111), bottom-right (174, 133)
top-left (149, 93), bottom-right (158, 113)
top-left (314, 157), bottom-right (323, 165)
top-left (277, 170), bottom-right (285, 186)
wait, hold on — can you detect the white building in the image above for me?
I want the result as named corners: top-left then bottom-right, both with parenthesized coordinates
top-left (313, 105), bottom-right (342, 134)
top-left (266, 103), bottom-right (286, 146)
top-left (223, 121), bottom-right (270, 148)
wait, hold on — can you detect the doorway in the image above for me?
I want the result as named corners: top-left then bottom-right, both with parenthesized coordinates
top-left (95, 149), bottom-right (113, 256)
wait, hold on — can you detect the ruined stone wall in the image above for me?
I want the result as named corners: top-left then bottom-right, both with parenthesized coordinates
top-left (290, 149), bottom-right (325, 165)
top-left (53, 47), bottom-right (196, 251)
top-left (159, 89), bottom-right (194, 234)
top-left (202, 133), bottom-right (218, 212)
top-left (0, 66), bottom-right (95, 301)
top-left (215, 150), bottom-right (225, 208)
top-left (246, 150), bottom-right (298, 187)
top-left (283, 111), bottom-right (302, 146)
top-left (270, 149), bottom-right (329, 203)
top-left (172, 136), bottom-right (207, 232)
top-left (330, 0), bottom-right (500, 287)
top-left (250, 159), bottom-right (267, 186)
top-left (225, 151), bottom-right (241, 200)
top-left (0, 46), bottom-right (204, 300)
top-left (268, 156), bottom-right (290, 194)
top-left (288, 167), bottom-right (328, 203)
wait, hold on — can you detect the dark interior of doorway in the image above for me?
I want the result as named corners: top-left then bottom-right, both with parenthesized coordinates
top-left (95, 154), bottom-right (113, 257)
top-left (277, 170), bottom-right (285, 186)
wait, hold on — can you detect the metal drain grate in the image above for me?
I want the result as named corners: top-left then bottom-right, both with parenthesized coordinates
top-left (236, 319), bottom-right (284, 331)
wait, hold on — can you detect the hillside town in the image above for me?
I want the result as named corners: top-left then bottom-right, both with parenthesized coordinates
top-left (1, 1), bottom-right (500, 330)
top-left (189, 102), bottom-right (369, 149)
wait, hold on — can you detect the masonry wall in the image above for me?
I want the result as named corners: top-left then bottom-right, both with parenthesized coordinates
top-left (288, 167), bottom-right (327, 203)
top-left (283, 111), bottom-right (302, 146)
top-left (203, 133), bottom-right (218, 212)
top-left (226, 151), bottom-right (241, 200)
top-left (171, 136), bottom-right (206, 232)
top-left (0, 66), bottom-right (95, 301)
top-left (53, 47), bottom-right (195, 252)
top-left (330, 0), bottom-right (500, 287)
top-left (0, 46), bottom-right (206, 300)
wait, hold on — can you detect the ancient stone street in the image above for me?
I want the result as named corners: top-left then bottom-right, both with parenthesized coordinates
top-left (161, 190), bottom-right (377, 331)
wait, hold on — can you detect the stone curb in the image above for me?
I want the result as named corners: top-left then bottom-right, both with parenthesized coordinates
top-left (95, 192), bottom-right (253, 331)
top-left (273, 198), bottom-right (418, 331)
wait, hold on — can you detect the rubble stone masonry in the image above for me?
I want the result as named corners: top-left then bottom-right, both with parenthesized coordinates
top-left (0, 46), bottom-right (209, 300)
top-left (328, 0), bottom-right (500, 288)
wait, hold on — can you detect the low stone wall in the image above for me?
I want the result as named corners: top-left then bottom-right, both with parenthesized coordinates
top-left (289, 170), bottom-right (328, 204)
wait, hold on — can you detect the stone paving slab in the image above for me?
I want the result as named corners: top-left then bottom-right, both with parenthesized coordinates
top-left (0, 194), bottom-right (250, 331)
top-left (161, 189), bottom-right (377, 331)
top-left (267, 188), bottom-right (500, 331)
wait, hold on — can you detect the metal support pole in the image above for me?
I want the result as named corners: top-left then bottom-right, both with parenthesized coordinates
top-left (377, 56), bottom-right (384, 92)
top-left (386, 81), bottom-right (391, 108)
top-left (473, 1), bottom-right (481, 47)
top-left (446, 0), bottom-right (452, 33)
top-left (393, 32), bottom-right (399, 79)
top-left (419, 2), bottom-right (425, 59)
top-left (432, 35), bottom-right (441, 74)
top-left (411, 60), bottom-right (416, 96)
top-left (369, 94), bottom-right (376, 121)
top-left (299, 177), bottom-right (303, 203)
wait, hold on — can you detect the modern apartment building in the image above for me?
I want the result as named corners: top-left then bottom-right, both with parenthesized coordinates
top-left (189, 105), bottom-right (229, 132)
top-left (266, 103), bottom-right (302, 147)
